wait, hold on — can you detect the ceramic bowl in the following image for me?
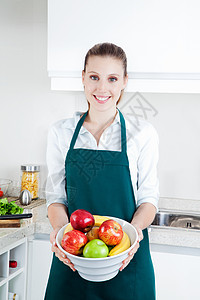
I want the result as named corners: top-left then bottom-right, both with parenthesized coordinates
top-left (56, 216), bottom-right (138, 282)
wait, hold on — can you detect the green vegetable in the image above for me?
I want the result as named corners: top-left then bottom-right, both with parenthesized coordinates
top-left (0, 198), bottom-right (24, 216)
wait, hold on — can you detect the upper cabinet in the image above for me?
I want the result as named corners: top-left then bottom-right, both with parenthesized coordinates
top-left (48, 0), bottom-right (200, 93)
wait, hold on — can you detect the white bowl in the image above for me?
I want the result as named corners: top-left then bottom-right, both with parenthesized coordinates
top-left (56, 216), bottom-right (138, 282)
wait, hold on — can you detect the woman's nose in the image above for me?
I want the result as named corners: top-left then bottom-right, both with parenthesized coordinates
top-left (97, 79), bottom-right (107, 92)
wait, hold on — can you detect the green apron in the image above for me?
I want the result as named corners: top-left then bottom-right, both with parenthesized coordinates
top-left (45, 109), bottom-right (156, 300)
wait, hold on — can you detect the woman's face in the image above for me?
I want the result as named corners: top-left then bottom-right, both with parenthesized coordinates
top-left (82, 56), bottom-right (128, 112)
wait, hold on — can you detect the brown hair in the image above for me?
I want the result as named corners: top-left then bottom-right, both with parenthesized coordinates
top-left (83, 43), bottom-right (127, 105)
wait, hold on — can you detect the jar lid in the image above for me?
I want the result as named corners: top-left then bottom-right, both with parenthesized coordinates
top-left (21, 165), bottom-right (40, 171)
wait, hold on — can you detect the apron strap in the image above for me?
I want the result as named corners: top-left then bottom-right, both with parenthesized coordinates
top-left (69, 109), bottom-right (127, 153)
top-left (118, 109), bottom-right (127, 153)
top-left (69, 111), bottom-right (88, 150)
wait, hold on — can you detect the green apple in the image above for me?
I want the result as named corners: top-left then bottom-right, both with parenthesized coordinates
top-left (83, 239), bottom-right (109, 258)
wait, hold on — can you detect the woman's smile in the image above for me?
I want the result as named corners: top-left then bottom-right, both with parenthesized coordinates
top-left (93, 95), bottom-right (111, 104)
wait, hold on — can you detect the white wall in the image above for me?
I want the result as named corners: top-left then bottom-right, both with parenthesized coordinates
top-left (0, 0), bottom-right (200, 202)
top-left (0, 0), bottom-right (77, 194)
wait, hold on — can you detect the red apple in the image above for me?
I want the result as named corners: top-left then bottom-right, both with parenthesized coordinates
top-left (98, 220), bottom-right (123, 246)
top-left (61, 230), bottom-right (88, 255)
top-left (70, 209), bottom-right (95, 233)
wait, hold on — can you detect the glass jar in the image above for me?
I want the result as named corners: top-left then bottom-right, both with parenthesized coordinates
top-left (21, 165), bottom-right (40, 199)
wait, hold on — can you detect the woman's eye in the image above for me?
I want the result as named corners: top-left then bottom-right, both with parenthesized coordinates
top-left (109, 77), bottom-right (117, 82)
top-left (90, 75), bottom-right (99, 81)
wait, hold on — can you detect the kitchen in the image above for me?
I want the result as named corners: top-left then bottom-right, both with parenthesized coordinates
top-left (0, 0), bottom-right (200, 299)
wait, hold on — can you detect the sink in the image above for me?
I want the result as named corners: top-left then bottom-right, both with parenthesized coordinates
top-left (152, 211), bottom-right (200, 230)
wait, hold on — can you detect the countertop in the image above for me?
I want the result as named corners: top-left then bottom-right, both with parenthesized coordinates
top-left (1, 197), bottom-right (200, 251)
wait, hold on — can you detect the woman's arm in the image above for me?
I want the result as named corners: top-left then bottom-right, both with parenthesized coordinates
top-left (48, 203), bottom-right (76, 271)
top-left (120, 123), bottom-right (159, 271)
top-left (131, 202), bottom-right (156, 232)
top-left (131, 202), bottom-right (157, 254)
top-left (48, 203), bottom-right (69, 230)
top-left (120, 203), bottom-right (156, 271)
top-left (46, 123), bottom-right (76, 271)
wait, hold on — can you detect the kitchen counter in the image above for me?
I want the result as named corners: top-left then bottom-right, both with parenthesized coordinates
top-left (0, 198), bottom-right (52, 250)
top-left (1, 197), bottom-right (200, 251)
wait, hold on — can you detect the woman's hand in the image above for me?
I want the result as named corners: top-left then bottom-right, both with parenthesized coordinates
top-left (119, 224), bottom-right (143, 271)
top-left (50, 227), bottom-right (76, 272)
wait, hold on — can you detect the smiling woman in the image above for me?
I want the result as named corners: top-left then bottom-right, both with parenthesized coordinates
top-left (83, 43), bottom-right (128, 108)
top-left (79, 44), bottom-right (129, 145)
top-left (45, 42), bottom-right (159, 300)
top-left (81, 54), bottom-right (128, 144)
top-left (82, 56), bottom-right (127, 110)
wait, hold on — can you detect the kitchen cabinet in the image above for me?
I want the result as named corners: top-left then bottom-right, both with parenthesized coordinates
top-left (48, 0), bottom-right (200, 93)
top-left (27, 234), bottom-right (52, 300)
top-left (151, 244), bottom-right (200, 300)
top-left (0, 237), bottom-right (27, 300)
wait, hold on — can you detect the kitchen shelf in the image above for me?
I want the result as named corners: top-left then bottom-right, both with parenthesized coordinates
top-left (9, 267), bottom-right (24, 279)
top-left (0, 283), bottom-right (7, 300)
top-left (0, 252), bottom-right (8, 287)
top-left (0, 238), bottom-right (27, 299)
top-left (9, 242), bottom-right (26, 276)
top-left (9, 273), bottom-right (26, 299)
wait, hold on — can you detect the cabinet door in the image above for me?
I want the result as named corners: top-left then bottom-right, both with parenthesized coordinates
top-left (151, 249), bottom-right (200, 300)
top-left (48, 0), bottom-right (200, 92)
top-left (27, 237), bottom-right (53, 300)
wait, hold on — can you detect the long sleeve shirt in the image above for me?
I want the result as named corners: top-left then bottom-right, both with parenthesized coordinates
top-left (46, 110), bottom-right (159, 211)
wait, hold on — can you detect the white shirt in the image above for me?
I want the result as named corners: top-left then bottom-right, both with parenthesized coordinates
top-left (46, 111), bottom-right (159, 211)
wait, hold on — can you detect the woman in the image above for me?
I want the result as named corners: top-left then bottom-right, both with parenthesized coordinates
top-left (45, 43), bottom-right (159, 300)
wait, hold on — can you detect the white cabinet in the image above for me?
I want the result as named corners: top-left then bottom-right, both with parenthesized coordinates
top-left (151, 244), bottom-right (200, 300)
top-left (0, 238), bottom-right (27, 300)
top-left (48, 0), bottom-right (200, 93)
top-left (27, 234), bottom-right (52, 300)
